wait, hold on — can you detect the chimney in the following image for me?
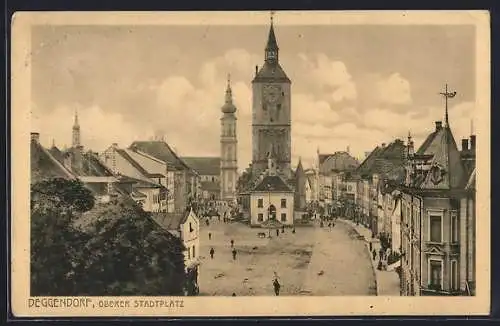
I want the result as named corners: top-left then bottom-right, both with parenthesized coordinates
top-left (30, 132), bottom-right (40, 143)
top-left (112, 142), bottom-right (118, 148)
top-left (381, 143), bottom-right (386, 148)
top-left (255, 65), bottom-right (258, 76)
top-left (470, 135), bottom-right (476, 151)
top-left (461, 139), bottom-right (469, 151)
top-left (435, 121), bottom-right (443, 131)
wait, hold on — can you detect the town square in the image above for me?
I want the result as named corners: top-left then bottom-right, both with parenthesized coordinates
top-left (27, 11), bottom-right (477, 298)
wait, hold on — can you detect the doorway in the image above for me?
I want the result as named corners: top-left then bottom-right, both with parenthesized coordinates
top-left (268, 204), bottom-right (277, 220)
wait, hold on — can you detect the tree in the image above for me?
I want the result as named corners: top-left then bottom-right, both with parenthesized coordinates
top-left (30, 178), bottom-right (94, 296)
top-left (74, 197), bottom-right (186, 296)
top-left (31, 178), bottom-right (187, 296)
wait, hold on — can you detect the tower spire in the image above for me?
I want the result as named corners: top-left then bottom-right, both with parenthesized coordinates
top-left (73, 109), bottom-right (79, 128)
top-left (72, 109), bottom-right (81, 148)
top-left (439, 83), bottom-right (457, 127)
top-left (225, 73), bottom-right (232, 104)
top-left (265, 11), bottom-right (279, 63)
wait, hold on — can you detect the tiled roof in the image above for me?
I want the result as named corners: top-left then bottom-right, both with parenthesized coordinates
top-left (31, 141), bottom-right (75, 183)
top-left (151, 211), bottom-right (190, 231)
top-left (63, 149), bottom-right (115, 177)
top-left (181, 157), bottom-right (220, 176)
top-left (320, 151), bottom-right (360, 173)
top-left (48, 146), bottom-right (64, 163)
top-left (355, 146), bottom-right (381, 177)
top-left (129, 141), bottom-right (191, 171)
top-left (252, 62), bottom-right (291, 83)
top-left (200, 181), bottom-right (220, 192)
top-left (252, 175), bottom-right (293, 192)
top-left (355, 140), bottom-right (406, 180)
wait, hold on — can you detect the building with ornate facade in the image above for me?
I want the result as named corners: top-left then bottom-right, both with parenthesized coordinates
top-left (399, 115), bottom-right (476, 296)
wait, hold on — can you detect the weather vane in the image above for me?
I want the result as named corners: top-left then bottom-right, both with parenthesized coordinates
top-left (439, 83), bottom-right (457, 127)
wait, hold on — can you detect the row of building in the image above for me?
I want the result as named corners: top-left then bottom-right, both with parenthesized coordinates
top-left (309, 112), bottom-right (476, 296)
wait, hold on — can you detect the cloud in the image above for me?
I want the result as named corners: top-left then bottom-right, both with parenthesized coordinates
top-left (376, 73), bottom-right (412, 105)
top-left (297, 53), bottom-right (357, 102)
top-left (32, 105), bottom-right (150, 151)
top-left (293, 94), bottom-right (340, 125)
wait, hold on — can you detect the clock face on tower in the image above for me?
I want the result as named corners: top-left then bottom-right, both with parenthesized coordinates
top-left (263, 84), bottom-right (281, 105)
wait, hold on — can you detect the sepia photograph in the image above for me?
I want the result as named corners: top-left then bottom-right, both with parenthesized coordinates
top-left (11, 10), bottom-right (490, 316)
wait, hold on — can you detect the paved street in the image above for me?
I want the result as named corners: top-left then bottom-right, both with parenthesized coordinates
top-left (198, 219), bottom-right (376, 296)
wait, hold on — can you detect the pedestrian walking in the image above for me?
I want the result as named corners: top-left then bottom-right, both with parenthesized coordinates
top-left (281, 225), bottom-right (285, 233)
top-left (209, 232), bottom-right (212, 240)
top-left (232, 248), bottom-right (237, 260)
top-left (230, 239), bottom-right (234, 248)
top-left (276, 229), bottom-right (279, 237)
top-left (273, 278), bottom-right (281, 296)
top-left (292, 227), bottom-right (296, 234)
top-left (210, 247), bottom-right (215, 259)
top-left (372, 249), bottom-right (376, 260)
top-left (369, 241), bottom-right (372, 251)
top-left (332, 222), bottom-right (335, 228)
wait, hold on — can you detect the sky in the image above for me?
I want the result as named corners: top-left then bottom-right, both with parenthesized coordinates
top-left (30, 21), bottom-right (476, 171)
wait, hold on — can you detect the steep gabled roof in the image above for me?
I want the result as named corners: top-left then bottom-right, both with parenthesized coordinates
top-left (129, 141), bottom-right (191, 171)
top-left (419, 126), bottom-right (466, 190)
top-left (31, 141), bottom-right (75, 183)
top-left (252, 175), bottom-right (293, 192)
top-left (355, 146), bottom-right (381, 177)
top-left (48, 146), bottom-right (64, 163)
top-left (181, 157), bottom-right (220, 176)
top-left (116, 148), bottom-right (150, 176)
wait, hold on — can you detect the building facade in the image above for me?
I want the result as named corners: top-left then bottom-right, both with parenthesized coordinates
top-left (129, 140), bottom-right (200, 212)
top-left (220, 77), bottom-right (239, 202)
top-left (399, 117), bottom-right (476, 296)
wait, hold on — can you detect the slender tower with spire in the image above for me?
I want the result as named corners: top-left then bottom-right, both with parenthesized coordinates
top-left (72, 110), bottom-right (81, 148)
top-left (220, 74), bottom-right (238, 202)
top-left (251, 11), bottom-right (292, 179)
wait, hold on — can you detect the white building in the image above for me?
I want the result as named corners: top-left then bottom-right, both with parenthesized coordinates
top-left (249, 155), bottom-right (294, 226)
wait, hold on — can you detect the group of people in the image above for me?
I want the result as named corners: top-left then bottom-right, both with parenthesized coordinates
top-left (369, 241), bottom-right (391, 271)
top-left (207, 235), bottom-right (238, 261)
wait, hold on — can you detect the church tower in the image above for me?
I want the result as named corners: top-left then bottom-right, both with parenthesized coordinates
top-left (220, 75), bottom-right (238, 202)
top-left (72, 110), bottom-right (81, 148)
top-left (251, 13), bottom-right (292, 179)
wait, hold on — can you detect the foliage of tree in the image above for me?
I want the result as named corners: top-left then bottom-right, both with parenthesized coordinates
top-left (73, 197), bottom-right (186, 296)
top-left (30, 178), bottom-right (94, 296)
top-left (31, 178), bottom-right (187, 296)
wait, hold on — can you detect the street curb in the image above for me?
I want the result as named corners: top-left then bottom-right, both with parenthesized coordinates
top-left (337, 219), bottom-right (379, 296)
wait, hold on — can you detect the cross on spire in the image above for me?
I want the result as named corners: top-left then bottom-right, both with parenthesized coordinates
top-left (439, 83), bottom-right (457, 127)
top-left (270, 11), bottom-right (275, 24)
